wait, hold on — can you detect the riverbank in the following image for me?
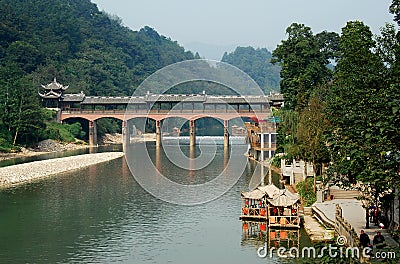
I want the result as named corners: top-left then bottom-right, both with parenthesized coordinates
top-left (0, 152), bottom-right (124, 188)
top-left (0, 133), bottom-right (158, 162)
top-left (0, 139), bottom-right (89, 161)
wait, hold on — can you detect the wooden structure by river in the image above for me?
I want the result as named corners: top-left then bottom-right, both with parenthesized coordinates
top-left (240, 184), bottom-right (301, 229)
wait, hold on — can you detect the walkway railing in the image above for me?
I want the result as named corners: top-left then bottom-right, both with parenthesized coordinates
top-left (335, 204), bottom-right (360, 248)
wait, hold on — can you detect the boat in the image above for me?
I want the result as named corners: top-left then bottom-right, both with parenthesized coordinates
top-left (240, 184), bottom-right (301, 229)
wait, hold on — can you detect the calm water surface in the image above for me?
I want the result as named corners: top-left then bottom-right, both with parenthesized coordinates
top-left (0, 138), bottom-right (310, 263)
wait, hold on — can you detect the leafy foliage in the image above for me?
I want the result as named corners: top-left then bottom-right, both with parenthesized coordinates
top-left (275, 16), bottom-right (400, 206)
top-left (221, 46), bottom-right (281, 93)
top-left (96, 118), bottom-right (121, 138)
top-left (0, 0), bottom-right (198, 96)
top-left (296, 178), bottom-right (316, 206)
top-left (272, 23), bottom-right (338, 110)
top-left (0, 0), bottom-right (199, 150)
top-left (325, 21), bottom-right (400, 203)
top-left (41, 122), bottom-right (84, 142)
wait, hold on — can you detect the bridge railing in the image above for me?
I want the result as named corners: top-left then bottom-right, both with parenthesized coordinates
top-left (61, 108), bottom-right (270, 114)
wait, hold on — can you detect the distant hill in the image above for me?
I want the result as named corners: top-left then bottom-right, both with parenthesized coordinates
top-left (221, 46), bottom-right (281, 93)
top-left (184, 42), bottom-right (238, 61)
top-left (0, 0), bottom-right (198, 96)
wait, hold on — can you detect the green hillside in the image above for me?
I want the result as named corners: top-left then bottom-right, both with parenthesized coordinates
top-left (221, 46), bottom-right (281, 93)
top-left (0, 0), bottom-right (198, 96)
top-left (0, 0), bottom-right (199, 148)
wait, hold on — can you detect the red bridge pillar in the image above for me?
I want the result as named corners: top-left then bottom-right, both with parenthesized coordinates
top-left (88, 120), bottom-right (97, 146)
top-left (122, 120), bottom-right (130, 151)
top-left (189, 120), bottom-right (196, 146)
top-left (156, 120), bottom-right (162, 147)
top-left (224, 120), bottom-right (229, 148)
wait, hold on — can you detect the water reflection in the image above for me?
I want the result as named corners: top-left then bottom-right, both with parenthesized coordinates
top-left (241, 221), bottom-right (301, 258)
top-left (125, 138), bottom-right (248, 205)
top-left (0, 138), bottom-right (310, 264)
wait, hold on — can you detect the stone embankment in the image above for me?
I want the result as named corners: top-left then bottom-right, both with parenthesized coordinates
top-left (35, 139), bottom-right (88, 152)
top-left (0, 152), bottom-right (124, 188)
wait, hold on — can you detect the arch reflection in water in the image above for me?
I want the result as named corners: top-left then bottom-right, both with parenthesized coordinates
top-left (125, 137), bottom-right (248, 205)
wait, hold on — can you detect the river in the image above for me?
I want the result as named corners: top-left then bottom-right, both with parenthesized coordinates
top-left (0, 137), bottom-right (310, 263)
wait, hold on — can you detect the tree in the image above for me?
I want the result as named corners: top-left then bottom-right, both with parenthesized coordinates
top-left (375, 23), bottom-right (397, 68)
top-left (221, 46), bottom-right (281, 93)
top-left (0, 67), bottom-right (44, 146)
top-left (8, 77), bottom-right (45, 145)
top-left (274, 108), bottom-right (300, 159)
top-left (390, 0), bottom-right (400, 26)
top-left (272, 23), bottom-right (337, 110)
top-left (325, 21), bottom-right (399, 205)
top-left (296, 94), bottom-right (330, 192)
top-left (0, 0), bottom-right (203, 151)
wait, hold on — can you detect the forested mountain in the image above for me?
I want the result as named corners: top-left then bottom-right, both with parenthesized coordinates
top-left (221, 46), bottom-right (281, 93)
top-left (0, 0), bottom-right (199, 149)
top-left (0, 0), bottom-right (198, 96)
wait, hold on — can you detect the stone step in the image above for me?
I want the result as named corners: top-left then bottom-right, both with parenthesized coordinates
top-left (329, 190), bottom-right (360, 199)
top-left (294, 173), bottom-right (303, 184)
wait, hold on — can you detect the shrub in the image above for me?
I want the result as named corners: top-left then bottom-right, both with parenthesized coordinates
top-left (41, 122), bottom-right (81, 142)
top-left (296, 178), bottom-right (316, 206)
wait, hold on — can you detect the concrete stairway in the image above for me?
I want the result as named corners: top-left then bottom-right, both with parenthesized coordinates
top-left (329, 189), bottom-right (360, 199)
top-left (294, 173), bottom-right (303, 184)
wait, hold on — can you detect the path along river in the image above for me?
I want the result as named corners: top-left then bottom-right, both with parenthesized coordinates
top-left (0, 137), bottom-right (310, 263)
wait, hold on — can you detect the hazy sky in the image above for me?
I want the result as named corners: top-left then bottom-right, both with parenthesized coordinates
top-left (92, 0), bottom-right (394, 54)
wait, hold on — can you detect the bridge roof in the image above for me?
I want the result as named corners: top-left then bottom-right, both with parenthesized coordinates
top-left (59, 93), bottom-right (283, 105)
top-left (81, 96), bottom-right (136, 104)
top-left (62, 93), bottom-right (85, 102)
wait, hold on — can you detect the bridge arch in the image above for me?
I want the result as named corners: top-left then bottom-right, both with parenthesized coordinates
top-left (92, 116), bottom-right (124, 122)
top-left (61, 117), bottom-right (90, 141)
top-left (125, 116), bottom-right (159, 136)
top-left (94, 117), bottom-right (123, 144)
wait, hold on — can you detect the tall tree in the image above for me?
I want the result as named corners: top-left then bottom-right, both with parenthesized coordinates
top-left (296, 94), bottom-right (330, 192)
top-left (272, 23), bottom-right (338, 110)
top-left (0, 64), bottom-right (44, 145)
top-left (325, 21), bottom-right (399, 204)
top-left (390, 0), bottom-right (400, 26)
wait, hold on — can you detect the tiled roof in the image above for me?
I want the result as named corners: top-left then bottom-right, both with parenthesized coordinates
top-left (62, 93), bottom-right (85, 102)
top-left (58, 93), bottom-right (284, 105)
top-left (41, 77), bottom-right (69, 90)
